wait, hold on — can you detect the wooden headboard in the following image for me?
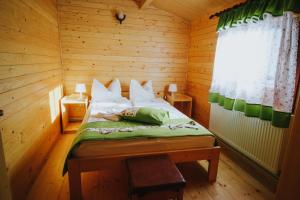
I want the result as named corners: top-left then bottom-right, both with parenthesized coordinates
top-left (121, 91), bottom-right (165, 99)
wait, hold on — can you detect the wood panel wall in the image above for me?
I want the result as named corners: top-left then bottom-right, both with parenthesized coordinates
top-left (0, 0), bottom-right (63, 199)
top-left (0, 133), bottom-right (12, 200)
top-left (187, 16), bottom-right (219, 127)
top-left (151, 0), bottom-right (243, 21)
top-left (57, 0), bottom-right (189, 96)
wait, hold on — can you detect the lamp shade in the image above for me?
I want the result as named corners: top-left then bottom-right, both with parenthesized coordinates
top-left (168, 84), bottom-right (177, 93)
top-left (75, 83), bottom-right (86, 93)
top-left (117, 10), bottom-right (124, 19)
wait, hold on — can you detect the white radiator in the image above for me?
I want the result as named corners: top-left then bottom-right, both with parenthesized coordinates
top-left (209, 104), bottom-right (288, 175)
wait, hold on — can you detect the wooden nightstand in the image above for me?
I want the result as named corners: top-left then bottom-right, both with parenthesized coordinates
top-left (61, 94), bottom-right (88, 133)
top-left (167, 93), bottom-right (192, 117)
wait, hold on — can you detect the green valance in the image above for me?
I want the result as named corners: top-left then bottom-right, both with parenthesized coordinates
top-left (209, 93), bottom-right (291, 128)
top-left (217, 0), bottom-right (300, 30)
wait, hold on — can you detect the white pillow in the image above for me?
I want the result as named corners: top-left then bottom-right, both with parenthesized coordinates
top-left (130, 80), bottom-right (155, 103)
top-left (91, 79), bottom-right (122, 102)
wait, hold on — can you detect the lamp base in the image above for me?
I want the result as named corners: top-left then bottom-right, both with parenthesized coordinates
top-left (171, 92), bottom-right (176, 100)
top-left (78, 93), bottom-right (84, 100)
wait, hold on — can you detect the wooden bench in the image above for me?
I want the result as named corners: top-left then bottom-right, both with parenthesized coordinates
top-left (126, 155), bottom-right (186, 200)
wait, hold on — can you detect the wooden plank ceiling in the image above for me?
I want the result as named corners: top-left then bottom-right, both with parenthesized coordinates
top-left (136, 0), bottom-right (245, 21)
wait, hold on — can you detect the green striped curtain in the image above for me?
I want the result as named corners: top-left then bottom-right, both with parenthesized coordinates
top-left (217, 0), bottom-right (300, 31)
top-left (209, 93), bottom-right (292, 128)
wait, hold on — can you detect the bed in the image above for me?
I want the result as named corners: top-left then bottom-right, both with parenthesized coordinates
top-left (65, 97), bottom-right (220, 200)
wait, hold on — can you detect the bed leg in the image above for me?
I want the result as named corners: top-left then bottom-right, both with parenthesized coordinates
top-left (68, 160), bottom-right (82, 200)
top-left (208, 148), bottom-right (220, 182)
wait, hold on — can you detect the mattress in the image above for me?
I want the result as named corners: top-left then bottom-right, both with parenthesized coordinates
top-left (73, 136), bottom-right (214, 158)
top-left (73, 98), bottom-right (215, 158)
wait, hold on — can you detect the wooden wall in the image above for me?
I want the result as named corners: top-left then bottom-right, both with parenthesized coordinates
top-left (0, 0), bottom-right (63, 199)
top-left (57, 0), bottom-right (189, 95)
top-left (0, 134), bottom-right (12, 200)
top-left (187, 16), bottom-right (219, 127)
top-left (151, 0), bottom-right (243, 21)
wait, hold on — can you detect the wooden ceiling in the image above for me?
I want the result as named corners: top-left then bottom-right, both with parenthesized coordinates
top-left (136, 0), bottom-right (245, 21)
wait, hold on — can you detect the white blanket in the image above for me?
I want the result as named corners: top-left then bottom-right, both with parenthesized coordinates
top-left (87, 98), bottom-right (188, 123)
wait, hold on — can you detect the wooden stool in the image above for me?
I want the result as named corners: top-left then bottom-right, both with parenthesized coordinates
top-left (126, 155), bottom-right (186, 200)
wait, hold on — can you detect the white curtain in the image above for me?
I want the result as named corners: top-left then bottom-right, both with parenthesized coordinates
top-left (210, 12), bottom-right (299, 113)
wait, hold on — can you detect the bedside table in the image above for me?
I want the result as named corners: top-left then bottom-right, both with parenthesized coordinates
top-left (61, 94), bottom-right (88, 133)
top-left (167, 93), bottom-right (192, 117)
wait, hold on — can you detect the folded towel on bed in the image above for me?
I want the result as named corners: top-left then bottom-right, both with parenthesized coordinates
top-left (91, 113), bottom-right (121, 121)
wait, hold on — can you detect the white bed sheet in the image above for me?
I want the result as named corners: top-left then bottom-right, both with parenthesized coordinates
top-left (87, 97), bottom-right (131, 123)
top-left (86, 98), bottom-right (188, 123)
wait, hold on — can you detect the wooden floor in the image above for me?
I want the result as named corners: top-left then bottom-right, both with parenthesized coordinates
top-left (26, 134), bottom-right (275, 200)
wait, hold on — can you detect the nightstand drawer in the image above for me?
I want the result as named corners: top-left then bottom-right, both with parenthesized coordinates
top-left (67, 104), bottom-right (86, 121)
top-left (61, 95), bottom-right (88, 134)
top-left (173, 102), bottom-right (191, 117)
top-left (167, 94), bottom-right (192, 117)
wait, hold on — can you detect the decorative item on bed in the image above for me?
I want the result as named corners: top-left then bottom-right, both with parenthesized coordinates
top-left (120, 107), bottom-right (170, 125)
top-left (208, 0), bottom-right (300, 128)
top-left (63, 79), bottom-right (220, 200)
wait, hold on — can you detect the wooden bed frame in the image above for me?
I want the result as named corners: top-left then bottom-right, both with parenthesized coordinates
top-left (67, 94), bottom-right (221, 199)
top-left (67, 146), bottom-right (221, 200)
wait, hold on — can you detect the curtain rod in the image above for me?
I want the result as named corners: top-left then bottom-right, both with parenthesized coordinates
top-left (209, 1), bottom-right (249, 19)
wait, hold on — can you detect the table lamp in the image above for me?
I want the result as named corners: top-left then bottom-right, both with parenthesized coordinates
top-left (168, 83), bottom-right (177, 98)
top-left (75, 83), bottom-right (86, 99)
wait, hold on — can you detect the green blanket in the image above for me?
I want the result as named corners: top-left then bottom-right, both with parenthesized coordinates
top-left (63, 118), bottom-right (213, 175)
